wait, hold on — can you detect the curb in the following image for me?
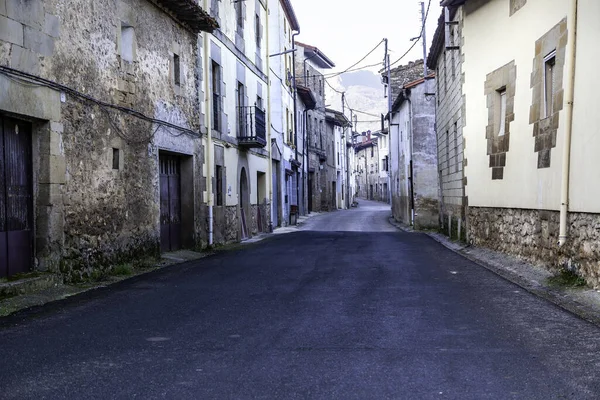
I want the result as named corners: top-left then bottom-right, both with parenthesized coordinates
top-left (387, 216), bottom-right (600, 328)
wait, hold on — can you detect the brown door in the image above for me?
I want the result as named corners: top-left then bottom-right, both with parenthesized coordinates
top-left (159, 154), bottom-right (181, 252)
top-left (0, 116), bottom-right (33, 278)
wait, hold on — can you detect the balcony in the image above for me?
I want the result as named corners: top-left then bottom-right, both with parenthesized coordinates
top-left (150, 0), bottom-right (218, 33)
top-left (309, 145), bottom-right (327, 162)
top-left (237, 106), bottom-right (267, 148)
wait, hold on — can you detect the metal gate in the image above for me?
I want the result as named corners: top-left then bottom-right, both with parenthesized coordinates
top-left (159, 154), bottom-right (181, 252)
top-left (0, 116), bottom-right (33, 278)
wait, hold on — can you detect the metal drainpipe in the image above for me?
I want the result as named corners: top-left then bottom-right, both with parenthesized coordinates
top-left (202, 0), bottom-right (213, 245)
top-left (558, 0), bottom-right (578, 246)
top-left (266, 3), bottom-right (273, 232)
top-left (406, 91), bottom-right (415, 227)
top-left (292, 29), bottom-right (300, 219)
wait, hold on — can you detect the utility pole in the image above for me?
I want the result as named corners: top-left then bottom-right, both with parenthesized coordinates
top-left (384, 38), bottom-right (393, 205)
top-left (420, 1), bottom-right (429, 77)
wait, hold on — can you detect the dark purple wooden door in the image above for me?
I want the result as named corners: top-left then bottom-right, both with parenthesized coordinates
top-left (159, 155), bottom-right (181, 252)
top-left (0, 116), bottom-right (33, 278)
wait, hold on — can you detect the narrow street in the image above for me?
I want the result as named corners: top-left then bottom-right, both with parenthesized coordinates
top-left (1, 201), bottom-right (600, 399)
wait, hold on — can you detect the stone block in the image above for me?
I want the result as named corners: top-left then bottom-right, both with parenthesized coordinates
top-left (492, 167), bottom-right (503, 180)
top-left (6, 0), bottom-right (43, 30)
top-left (43, 13), bottom-right (60, 38)
top-left (39, 154), bottom-right (66, 184)
top-left (50, 121), bottom-right (63, 133)
top-left (537, 149), bottom-right (551, 169)
top-left (24, 26), bottom-right (55, 56)
top-left (10, 45), bottom-right (40, 75)
top-left (0, 0), bottom-right (5, 15)
top-left (0, 14), bottom-right (23, 46)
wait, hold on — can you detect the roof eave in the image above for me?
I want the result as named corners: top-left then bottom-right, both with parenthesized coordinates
top-left (280, 0), bottom-right (300, 31)
top-left (150, 0), bottom-right (219, 33)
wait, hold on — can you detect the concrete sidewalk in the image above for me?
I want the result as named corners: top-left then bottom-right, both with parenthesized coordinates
top-left (388, 217), bottom-right (600, 327)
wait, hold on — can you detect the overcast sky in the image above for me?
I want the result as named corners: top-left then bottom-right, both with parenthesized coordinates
top-left (292, 0), bottom-right (442, 74)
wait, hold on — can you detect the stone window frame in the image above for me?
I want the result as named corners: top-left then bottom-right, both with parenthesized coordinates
top-left (529, 19), bottom-right (567, 169)
top-left (484, 61), bottom-right (517, 180)
top-left (510, 0), bottom-right (527, 16)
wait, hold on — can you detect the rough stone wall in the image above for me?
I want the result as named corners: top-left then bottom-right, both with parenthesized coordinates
top-left (410, 83), bottom-right (439, 230)
top-left (469, 207), bottom-right (600, 288)
top-left (0, 0), bottom-right (204, 281)
top-left (389, 60), bottom-right (425, 101)
top-left (435, 7), bottom-right (467, 240)
top-left (224, 205), bottom-right (240, 243)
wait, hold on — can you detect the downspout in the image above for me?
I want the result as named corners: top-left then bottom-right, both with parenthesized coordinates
top-left (406, 91), bottom-right (415, 227)
top-left (266, 3), bottom-right (273, 232)
top-left (558, 0), bottom-right (578, 246)
top-left (303, 108), bottom-right (309, 214)
top-left (292, 29), bottom-right (300, 218)
top-left (202, 0), bottom-right (213, 245)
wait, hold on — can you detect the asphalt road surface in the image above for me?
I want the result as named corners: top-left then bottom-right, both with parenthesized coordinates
top-left (2, 199), bottom-right (600, 399)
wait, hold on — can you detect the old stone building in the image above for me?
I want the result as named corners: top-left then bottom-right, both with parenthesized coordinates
top-left (295, 84), bottom-right (316, 215)
top-left (428, 5), bottom-right (466, 240)
top-left (268, 0), bottom-right (301, 227)
top-left (389, 74), bottom-right (438, 229)
top-left (446, 0), bottom-right (600, 286)
top-left (325, 108), bottom-right (350, 209)
top-left (205, 0), bottom-right (270, 242)
top-left (295, 42), bottom-right (335, 212)
top-left (354, 132), bottom-right (383, 201)
top-left (0, 0), bottom-right (216, 281)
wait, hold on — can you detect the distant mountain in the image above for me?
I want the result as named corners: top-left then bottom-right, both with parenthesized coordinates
top-left (325, 70), bottom-right (386, 134)
top-left (340, 70), bottom-right (383, 90)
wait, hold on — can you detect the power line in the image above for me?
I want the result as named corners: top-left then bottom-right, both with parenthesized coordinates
top-left (388, 0), bottom-right (432, 68)
top-left (323, 40), bottom-right (385, 79)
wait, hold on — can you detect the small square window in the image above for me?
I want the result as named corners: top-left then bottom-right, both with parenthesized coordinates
top-left (120, 24), bottom-right (135, 63)
top-left (498, 89), bottom-right (507, 136)
top-left (173, 54), bottom-right (181, 86)
top-left (544, 51), bottom-right (556, 118)
top-left (112, 148), bottom-right (120, 170)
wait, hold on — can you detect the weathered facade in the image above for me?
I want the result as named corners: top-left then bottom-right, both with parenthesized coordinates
top-left (389, 75), bottom-right (438, 229)
top-left (447, 0), bottom-right (600, 286)
top-left (205, 0), bottom-right (270, 242)
top-left (0, 0), bottom-right (216, 281)
top-left (295, 42), bottom-right (334, 212)
top-left (428, 5), bottom-right (466, 240)
top-left (325, 109), bottom-right (350, 209)
top-left (354, 133), bottom-right (380, 201)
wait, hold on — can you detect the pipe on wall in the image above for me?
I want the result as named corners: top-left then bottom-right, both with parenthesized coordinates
top-left (558, 0), bottom-right (578, 246)
top-left (202, 0), bottom-right (213, 245)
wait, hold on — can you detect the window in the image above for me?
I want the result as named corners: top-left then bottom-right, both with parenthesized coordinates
top-left (237, 81), bottom-right (245, 136)
top-left (211, 61), bottom-right (221, 132)
top-left (446, 130), bottom-right (450, 170)
top-left (453, 122), bottom-right (458, 172)
top-left (256, 95), bottom-right (263, 109)
top-left (235, 0), bottom-right (243, 28)
top-left (211, 0), bottom-right (219, 17)
top-left (173, 53), bottom-right (180, 86)
top-left (544, 51), bottom-right (556, 119)
top-left (120, 24), bottom-right (135, 62)
top-left (255, 14), bottom-right (261, 47)
top-left (443, 51), bottom-right (448, 93)
top-left (498, 89), bottom-right (507, 137)
top-left (450, 27), bottom-right (456, 78)
top-left (216, 165), bottom-right (223, 206)
top-left (112, 148), bottom-right (120, 170)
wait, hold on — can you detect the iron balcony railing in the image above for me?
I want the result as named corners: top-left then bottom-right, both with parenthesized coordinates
top-left (237, 106), bottom-right (266, 148)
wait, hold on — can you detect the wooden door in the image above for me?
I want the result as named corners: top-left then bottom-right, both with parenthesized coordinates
top-left (0, 116), bottom-right (33, 278)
